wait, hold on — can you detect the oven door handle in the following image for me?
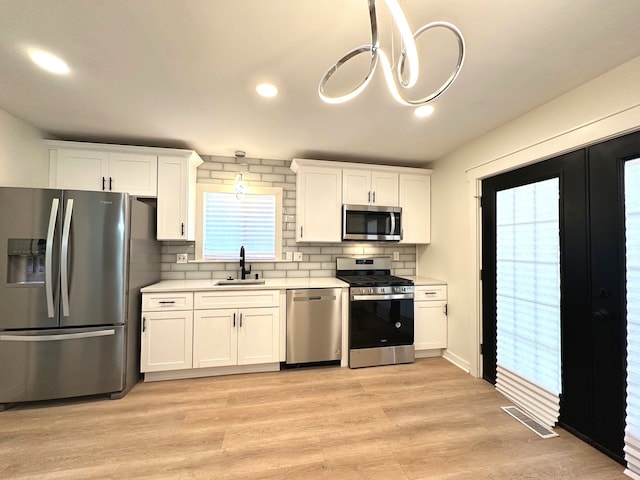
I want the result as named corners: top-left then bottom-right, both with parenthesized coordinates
top-left (351, 293), bottom-right (414, 301)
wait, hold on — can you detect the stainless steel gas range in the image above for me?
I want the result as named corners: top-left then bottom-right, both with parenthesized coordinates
top-left (336, 256), bottom-right (415, 368)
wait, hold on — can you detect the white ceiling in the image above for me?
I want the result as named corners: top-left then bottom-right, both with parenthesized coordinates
top-left (2, 0), bottom-right (640, 167)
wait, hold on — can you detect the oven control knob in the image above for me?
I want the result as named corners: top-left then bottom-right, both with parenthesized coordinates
top-left (395, 322), bottom-right (402, 329)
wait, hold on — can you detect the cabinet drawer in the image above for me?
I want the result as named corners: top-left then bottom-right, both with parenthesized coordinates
top-left (195, 290), bottom-right (279, 310)
top-left (414, 285), bottom-right (447, 302)
top-left (142, 292), bottom-right (194, 311)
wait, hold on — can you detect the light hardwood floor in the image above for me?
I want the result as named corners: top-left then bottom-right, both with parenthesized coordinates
top-left (0, 357), bottom-right (627, 479)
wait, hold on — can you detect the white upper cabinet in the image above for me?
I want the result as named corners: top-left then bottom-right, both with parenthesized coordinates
top-left (399, 173), bottom-right (431, 244)
top-left (156, 152), bottom-right (203, 241)
top-left (48, 141), bottom-right (158, 197)
top-left (342, 168), bottom-right (398, 206)
top-left (107, 152), bottom-right (158, 196)
top-left (291, 160), bottom-right (342, 242)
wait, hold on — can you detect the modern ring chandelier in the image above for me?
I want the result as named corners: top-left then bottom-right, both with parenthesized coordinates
top-left (318, 0), bottom-right (465, 108)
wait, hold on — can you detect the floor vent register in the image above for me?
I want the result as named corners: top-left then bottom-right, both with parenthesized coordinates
top-left (501, 406), bottom-right (559, 439)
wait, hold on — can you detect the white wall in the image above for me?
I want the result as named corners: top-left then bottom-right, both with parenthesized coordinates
top-left (418, 55), bottom-right (640, 376)
top-left (0, 109), bottom-right (48, 187)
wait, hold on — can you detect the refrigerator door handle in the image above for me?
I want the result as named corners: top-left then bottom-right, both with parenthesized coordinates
top-left (0, 329), bottom-right (115, 342)
top-left (61, 198), bottom-right (74, 317)
top-left (45, 198), bottom-right (59, 318)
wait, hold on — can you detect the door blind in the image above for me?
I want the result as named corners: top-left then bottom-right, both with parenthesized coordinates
top-left (624, 158), bottom-right (640, 479)
top-left (494, 178), bottom-right (561, 429)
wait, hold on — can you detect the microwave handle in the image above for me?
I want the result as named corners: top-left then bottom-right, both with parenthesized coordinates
top-left (390, 211), bottom-right (396, 235)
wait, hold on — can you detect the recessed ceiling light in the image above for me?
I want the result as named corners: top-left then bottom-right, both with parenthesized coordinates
top-left (414, 105), bottom-right (435, 118)
top-left (29, 49), bottom-right (70, 75)
top-left (256, 83), bottom-right (278, 98)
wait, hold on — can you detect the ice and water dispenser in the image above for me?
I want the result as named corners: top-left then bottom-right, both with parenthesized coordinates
top-left (6, 238), bottom-right (46, 286)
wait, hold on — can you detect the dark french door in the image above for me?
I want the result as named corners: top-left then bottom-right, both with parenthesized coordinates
top-left (481, 129), bottom-right (640, 462)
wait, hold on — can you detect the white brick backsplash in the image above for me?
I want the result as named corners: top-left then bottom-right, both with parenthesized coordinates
top-left (320, 247), bottom-right (343, 254)
top-left (197, 263), bottom-right (227, 271)
top-left (261, 174), bottom-right (285, 183)
top-left (161, 272), bottom-right (186, 280)
top-left (172, 263), bottom-right (199, 271)
top-left (394, 269), bottom-right (414, 276)
top-left (310, 269), bottom-right (334, 277)
top-left (261, 159), bottom-right (288, 166)
top-left (286, 270), bottom-right (310, 278)
top-left (249, 165), bottom-right (273, 174)
top-left (186, 271), bottom-right (213, 280)
top-left (273, 166), bottom-right (292, 175)
top-left (275, 262), bottom-right (298, 270)
top-left (299, 262), bottom-right (322, 270)
top-left (309, 254), bottom-right (332, 262)
top-left (199, 162), bottom-right (223, 171)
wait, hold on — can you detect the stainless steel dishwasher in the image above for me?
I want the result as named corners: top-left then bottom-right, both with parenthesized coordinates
top-left (286, 288), bottom-right (342, 365)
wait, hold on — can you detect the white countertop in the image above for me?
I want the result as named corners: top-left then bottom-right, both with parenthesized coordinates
top-left (404, 275), bottom-right (447, 286)
top-left (141, 277), bottom-right (349, 293)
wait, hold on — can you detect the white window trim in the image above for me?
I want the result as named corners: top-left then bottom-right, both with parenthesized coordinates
top-left (195, 183), bottom-right (283, 262)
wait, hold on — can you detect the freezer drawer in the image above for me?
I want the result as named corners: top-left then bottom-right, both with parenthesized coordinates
top-left (0, 326), bottom-right (125, 404)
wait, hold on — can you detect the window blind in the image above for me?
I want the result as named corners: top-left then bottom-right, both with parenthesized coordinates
top-left (202, 191), bottom-right (276, 260)
top-left (624, 158), bottom-right (640, 479)
top-left (494, 178), bottom-right (561, 429)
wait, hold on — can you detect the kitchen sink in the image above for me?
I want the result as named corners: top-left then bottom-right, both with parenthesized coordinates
top-left (215, 279), bottom-right (265, 286)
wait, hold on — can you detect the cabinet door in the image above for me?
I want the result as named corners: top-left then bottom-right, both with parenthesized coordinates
top-left (193, 309), bottom-right (238, 368)
top-left (51, 149), bottom-right (108, 191)
top-left (157, 156), bottom-right (187, 240)
top-left (296, 167), bottom-right (342, 242)
top-left (108, 152), bottom-right (158, 196)
top-left (371, 171), bottom-right (398, 206)
top-left (140, 310), bottom-right (193, 372)
top-left (399, 173), bottom-right (431, 243)
top-left (237, 307), bottom-right (279, 365)
top-left (342, 169), bottom-right (371, 205)
top-left (414, 300), bottom-right (447, 350)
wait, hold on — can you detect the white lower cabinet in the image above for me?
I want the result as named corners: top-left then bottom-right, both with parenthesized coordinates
top-left (141, 290), bottom-right (280, 379)
top-left (193, 307), bottom-right (279, 368)
top-left (414, 285), bottom-right (448, 351)
top-left (141, 310), bottom-right (194, 372)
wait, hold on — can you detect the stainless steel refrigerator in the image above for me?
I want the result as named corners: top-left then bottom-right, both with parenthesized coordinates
top-left (0, 187), bottom-right (160, 407)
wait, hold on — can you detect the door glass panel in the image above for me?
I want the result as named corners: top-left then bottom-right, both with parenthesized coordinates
top-left (495, 178), bottom-right (561, 395)
top-left (624, 158), bottom-right (640, 476)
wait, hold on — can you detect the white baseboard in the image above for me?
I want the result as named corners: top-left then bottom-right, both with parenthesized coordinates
top-left (415, 349), bottom-right (443, 358)
top-left (443, 350), bottom-right (471, 374)
top-left (143, 363), bottom-right (280, 382)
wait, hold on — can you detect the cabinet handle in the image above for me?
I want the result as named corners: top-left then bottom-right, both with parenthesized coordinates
top-left (373, 191), bottom-right (376, 204)
top-left (158, 300), bottom-right (176, 305)
top-left (368, 191), bottom-right (371, 203)
top-left (181, 222), bottom-right (185, 236)
top-left (143, 317), bottom-right (146, 332)
top-left (109, 177), bottom-right (113, 191)
top-left (300, 226), bottom-right (303, 239)
top-left (102, 176), bottom-right (106, 191)
top-left (424, 291), bottom-right (438, 296)
top-left (444, 304), bottom-right (448, 316)
top-left (239, 313), bottom-right (243, 328)
top-left (233, 312), bottom-right (236, 327)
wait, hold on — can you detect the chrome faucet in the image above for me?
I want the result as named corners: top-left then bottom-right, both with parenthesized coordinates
top-left (239, 246), bottom-right (251, 280)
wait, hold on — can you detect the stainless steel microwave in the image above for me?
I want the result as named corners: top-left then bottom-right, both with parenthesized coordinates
top-left (342, 204), bottom-right (402, 241)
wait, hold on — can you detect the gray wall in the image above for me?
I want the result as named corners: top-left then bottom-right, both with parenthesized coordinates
top-left (160, 155), bottom-right (417, 280)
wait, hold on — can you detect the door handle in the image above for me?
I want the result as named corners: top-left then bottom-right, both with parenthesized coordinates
top-left (181, 222), bottom-right (185, 237)
top-left (109, 177), bottom-right (113, 191)
top-left (233, 312), bottom-right (236, 327)
top-left (142, 317), bottom-right (146, 332)
top-left (239, 312), bottom-right (243, 328)
top-left (102, 176), bottom-right (106, 191)
top-left (373, 191), bottom-right (376, 204)
top-left (61, 198), bottom-right (73, 317)
top-left (0, 329), bottom-right (115, 342)
top-left (592, 309), bottom-right (611, 320)
top-left (45, 198), bottom-right (59, 318)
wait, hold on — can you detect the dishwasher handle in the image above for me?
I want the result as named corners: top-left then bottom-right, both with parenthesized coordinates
top-left (293, 294), bottom-right (337, 302)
